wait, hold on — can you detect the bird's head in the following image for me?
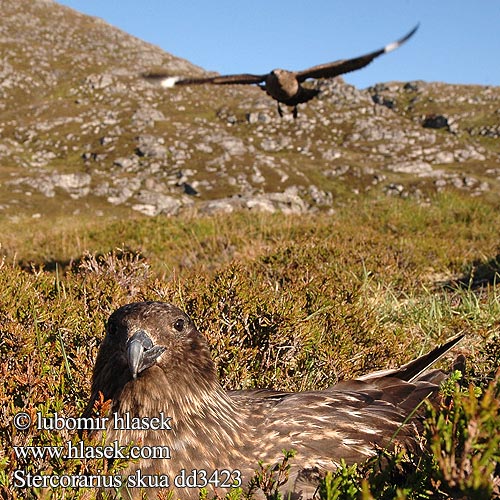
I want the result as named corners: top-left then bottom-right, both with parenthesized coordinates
top-left (93, 302), bottom-right (217, 392)
top-left (84, 301), bottom-right (227, 423)
top-left (268, 69), bottom-right (289, 82)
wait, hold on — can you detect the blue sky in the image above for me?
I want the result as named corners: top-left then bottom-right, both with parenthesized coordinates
top-left (57, 0), bottom-right (499, 89)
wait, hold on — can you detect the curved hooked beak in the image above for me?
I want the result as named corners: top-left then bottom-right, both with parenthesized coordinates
top-left (127, 330), bottom-right (166, 379)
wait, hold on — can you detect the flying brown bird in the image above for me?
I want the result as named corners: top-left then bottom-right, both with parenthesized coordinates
top-left (83, 301), bottom-right (462, 499)
top-left (143, 25), bottom-right (418, 118)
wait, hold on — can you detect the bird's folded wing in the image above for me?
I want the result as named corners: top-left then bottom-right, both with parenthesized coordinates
top-left (357, 332), bottom-right (464, 383)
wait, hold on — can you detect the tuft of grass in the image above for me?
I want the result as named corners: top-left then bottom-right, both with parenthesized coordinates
top-left (424, 373), bottom-right (500, 499)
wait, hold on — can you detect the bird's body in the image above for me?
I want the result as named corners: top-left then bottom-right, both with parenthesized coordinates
top-left (83, 301), bottom-right (462, 499)
top-left (143, 25), bottom-right (418, 117)
top-left (265, 69), bottom-right (300, 102)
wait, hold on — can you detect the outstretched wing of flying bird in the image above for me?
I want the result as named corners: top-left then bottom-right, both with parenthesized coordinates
top-left (295, 24), bottom-right (419, 82)
top-left (142, 72), bottom-right (267, 87)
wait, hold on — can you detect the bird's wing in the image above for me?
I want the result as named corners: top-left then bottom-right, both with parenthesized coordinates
top-left (142, 72), bottom-right (267, 87)
top-left (249, 387), bottom-right (424, 468)
top-left (295, 24), bottom-right (419, 82)
top-left (356, 332), bottom-right (464, 383)
top-left (236, 332), bottom-right (464, 475)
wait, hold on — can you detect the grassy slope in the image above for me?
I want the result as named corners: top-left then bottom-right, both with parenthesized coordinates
top-left (1, 192), bottom-right (499, 499)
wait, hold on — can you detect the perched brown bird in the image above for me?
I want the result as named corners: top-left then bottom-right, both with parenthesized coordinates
top-left (143, 25), bottom-right (418, 118)
top-left (83, 301), bottom-right (462, 499)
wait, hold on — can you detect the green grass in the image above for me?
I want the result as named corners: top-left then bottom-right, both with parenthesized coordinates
top-left (1, 192), bottom-right (499, 499)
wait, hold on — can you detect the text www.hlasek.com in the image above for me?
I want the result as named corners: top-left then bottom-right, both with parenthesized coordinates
top-left (13, 439), bottom-right (170, 461)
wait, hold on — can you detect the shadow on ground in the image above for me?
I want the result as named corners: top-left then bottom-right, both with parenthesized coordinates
top-left (440, 253), bottom-right (500, 290)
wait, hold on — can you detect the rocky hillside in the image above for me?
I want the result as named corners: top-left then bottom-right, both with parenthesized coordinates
top-left (1, 0), bottom-right (499, 220)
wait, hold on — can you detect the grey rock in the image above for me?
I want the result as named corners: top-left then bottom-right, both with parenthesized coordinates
top-left (132, 106), bottom-right (166, 126)
top-left (477, 181), bottom-right (490, 192)
top-left (219, 137), bottom-right (246, 156)
top-left (403, 81), bottom-right (420, 92)
top-left (468, 124), bottom-right (500, 138)
top-left (384, 183), bottom-right (405, 196)
top-left (201, 199), bottom-right (237, 214)
top-left (195, 142), bottom-right (214, 154)
top-left (463, 176), bottom-right (478, 187)
top-left (434, 151), bottom-right (455, 164)
top-left (133, 190), bottom-right (182, 216)
top-left (372, 94), bottom-right (395, 109)
top-left (85, 74), bottom-right (114, 90)
top-left (216, 107), bottom-right (238, 124)
top-left (324, 165), bottom-right (350, 178)
top-left (113, 157), bottom-right (138, 170)
top-left (321, 149), bottom-right (342, 162)
top-left (251, 167), bottom-right (266, 184)
top-left (454, 148), bottom-right (486, 162)
top-left (168, 146), bottom-right (190, 162)
top-left (197, 189), bottom-right (309, 215)
top-left (53, 172), bottom-right (91, 198)
top-left (485, 168), bottom-right (500, 178)
top-left (450, 176), bottom-right (480, 189)
top-left (387, 161), bottom-right (433, 175)
top-left (435, 179), bottom-right (447, 190)
top-left (106, 178), bottom-right (141, 205)
top-left (245, 197), bottom-right (276, 213)
top-left (260, 136), bottom-right (291, 152)
top-left (136, 135), bottom-right (167, 158)
top-left (309, 185), bottom-right (333, 206)
top-left (247, 112), bottom-right (272, 124)
top-left (100, 136), bottom-right (114, 146)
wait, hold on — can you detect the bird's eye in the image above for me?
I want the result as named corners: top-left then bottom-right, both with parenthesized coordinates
top-left (173, 318), bottom-right (185, 332)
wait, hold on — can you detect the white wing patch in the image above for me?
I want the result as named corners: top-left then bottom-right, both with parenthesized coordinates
top-left (384, 41), bottom-right (401, 54)
top-left (160, 76), bottom-right (180, 88)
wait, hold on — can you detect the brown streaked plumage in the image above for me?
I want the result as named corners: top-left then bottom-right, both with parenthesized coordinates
top-left (83, 301), bottom-right (462, 499)
top-left (143, 25), bottom-right (418, 118)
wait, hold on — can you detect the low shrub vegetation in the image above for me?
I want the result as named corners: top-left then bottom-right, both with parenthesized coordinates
top-left (1, 193), bottom-right (499, 498)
